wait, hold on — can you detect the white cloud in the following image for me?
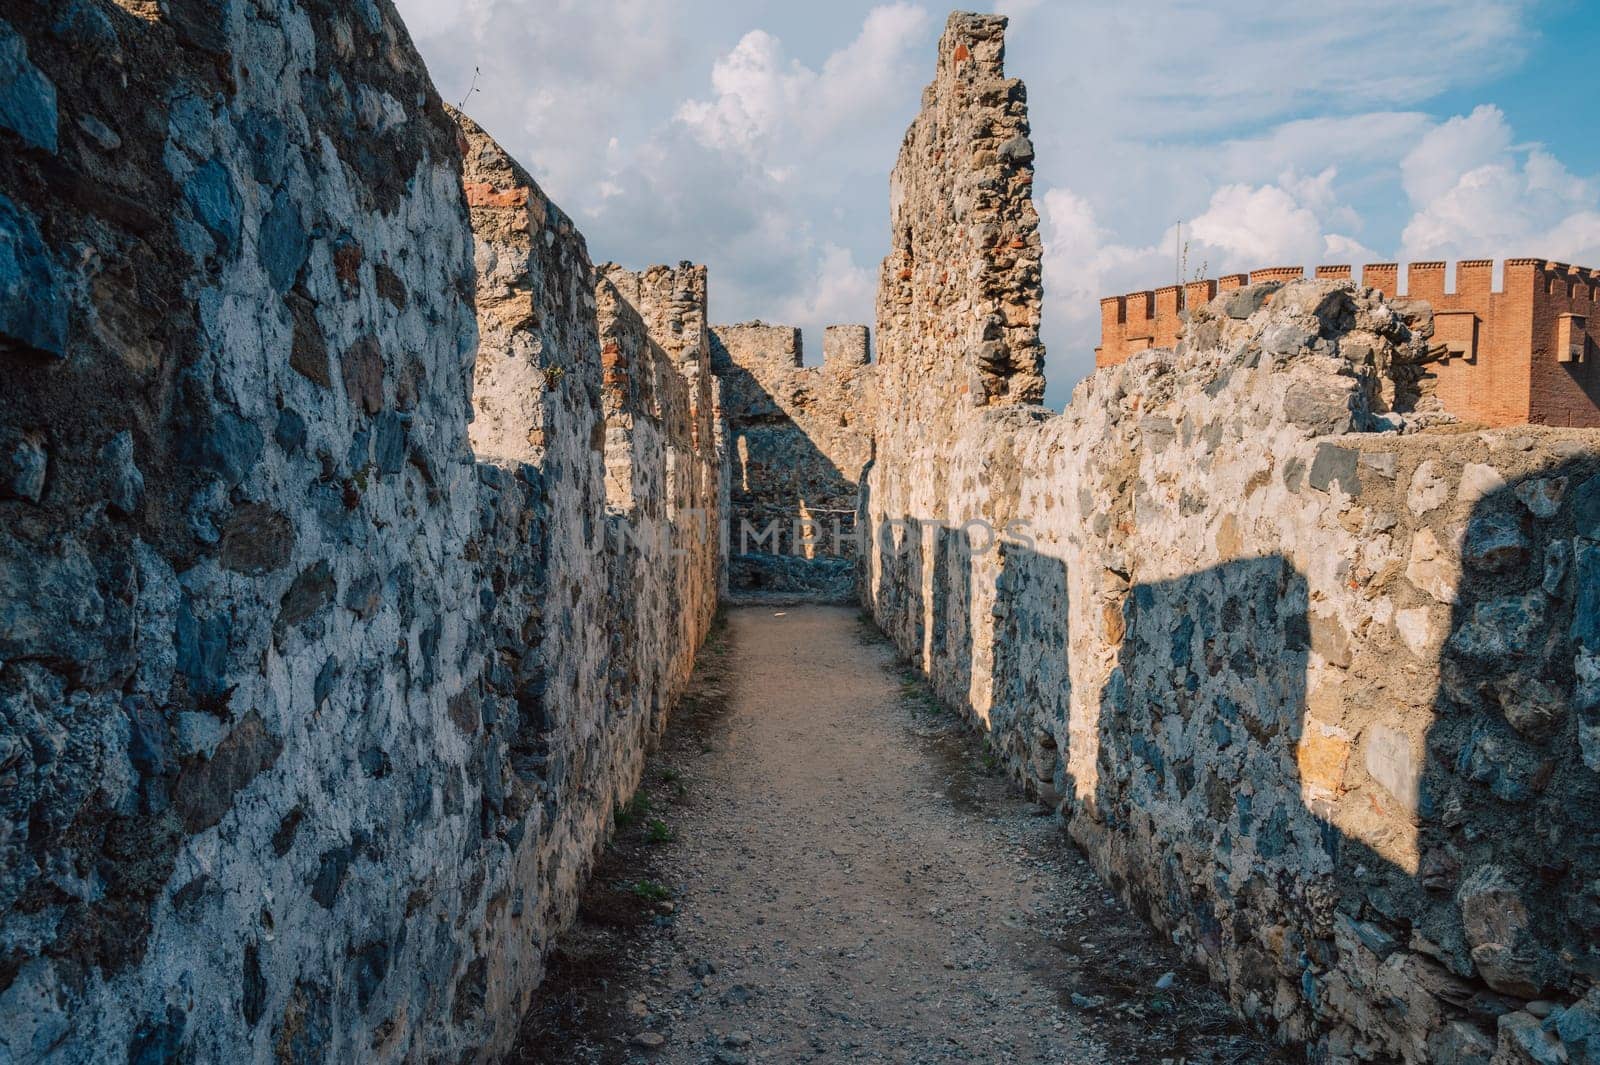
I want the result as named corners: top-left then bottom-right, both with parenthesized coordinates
top-left (394, 1), bottom-right (935, 349)
top-left (1400, 107), bottom-right (1600, 266)
top-left (1189, 184), bottom-right (1324, 267)
top-left (1038, 174), bottom-right (1376, 389)
top-left (1324, 233), bottom-right (1381, 265)
top-left (583, 6), bottom-right (937, 347)
top-left (776, 244), bottom-right (878, 341)
top-left (676, 4), bottom-right (932, 157)
top-left (1400, 105), bottom-right (1515, 205)
top-left (1039, 188), bottom-right (1144, 330)
top-left (392, 0), bottom-right (685, 197)
top-left (676, 30), bottom-right (792, 154)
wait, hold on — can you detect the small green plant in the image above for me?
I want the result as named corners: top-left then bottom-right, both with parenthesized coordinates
top-left (629, 879), bottom-right (672, 902)
top-left (614, 792), bottom-right (652, 828)
top-left (645, 818), bottom-right (675, 845)
top-left (899, 677), bottom-right (943, 717)
top-left (542, 364), bottom-right (567, 388)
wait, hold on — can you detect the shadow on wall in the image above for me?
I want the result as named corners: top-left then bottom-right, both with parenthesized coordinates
top-left (710, 332), bottom-right (861, 601)
top-left (869, 455), bottom-right (1600, 1059)
top-left (867, 512), bottom-right (1071, 792)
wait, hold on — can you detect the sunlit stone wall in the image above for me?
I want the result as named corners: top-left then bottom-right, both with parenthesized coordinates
top-left (863, 11), bottom-right (1600, 1063)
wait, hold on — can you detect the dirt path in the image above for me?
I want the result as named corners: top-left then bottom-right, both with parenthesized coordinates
top-left (512, 606), bottom-right (1287, 1064)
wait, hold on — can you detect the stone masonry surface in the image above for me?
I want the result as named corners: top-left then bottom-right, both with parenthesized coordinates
top-left (1100, 261), bottom-right (1600, 429)
top-left (0, 5), bottom-right (717, 1063)
top-left (712, 321), bottom-right (875, 600)
top-left (865, 12), bottom-right (1600, 1064)
top-left (596, 262), bottom-right (723, 733)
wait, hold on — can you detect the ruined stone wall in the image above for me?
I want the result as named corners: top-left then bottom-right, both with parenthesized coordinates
top-left (454, 114), bottom-right (645, 1064)
top-left (872, 284), bottom-right (1600, 1065)
top-left (867, 11), bottom-right (1043, 654)
top-left (0, 7), bottom-right (718, 1062)
top-left (598, 263), bottom-right (722, 735)
top-left (865, 13), bottom-right (1600, 1063)
top-left (712, 323), bottom-right (875, 600)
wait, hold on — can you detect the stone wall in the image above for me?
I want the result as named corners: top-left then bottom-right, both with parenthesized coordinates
top-left (712, 322), bottom-right (875, 600)
top-left (867, 11), bottom-right (1044, 635)
top-left (0, 6), bottom-right (718, 1062)
top-left (864, 13), bottom-right (1600, 1064)
top-left (1099, 259), bottom-right (1600, 430)
top-left (598, 263), bottom-right (723, 733)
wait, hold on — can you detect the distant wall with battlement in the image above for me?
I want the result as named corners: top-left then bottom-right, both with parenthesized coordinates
top-left (711, 322), bottom-right (876, 600)
top-left (1099, 260), bottom-right (1600, 428)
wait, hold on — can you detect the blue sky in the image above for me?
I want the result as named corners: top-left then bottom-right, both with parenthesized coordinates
top-left (396, 0), bottom-right (1600, 407)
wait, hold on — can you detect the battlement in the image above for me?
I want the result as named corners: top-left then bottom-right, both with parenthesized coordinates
top-left (1249, 266), bottom-right (1305, 284)
top-left (710, 321), bottom-right (876, 599)
top-left (1095, 258), bottom-right (1600, 428)
top-left (823, 324), bottom-right (872, 368)
top-left (709, 322), bottom-right (875, 375)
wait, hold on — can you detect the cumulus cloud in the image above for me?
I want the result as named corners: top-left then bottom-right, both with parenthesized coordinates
top-left (647, 4), bottom-right (932, 344)
top-left (1400, 106), bottom-right (1600, 267)
top-left (676, 30), bottom-right (797, 156)
top-left (1400, 105), bottom-right (1515, 205)
top-left (395, 1), bottom-right (936, 350)
top-left (1189, 185), bottom-right (1324, 266)
top-left (393, 0), bottom-right (686, 197)
top-left (676, 4), bottom-right (932, 158)
top-left (773, 244), bottom-right (879, 342)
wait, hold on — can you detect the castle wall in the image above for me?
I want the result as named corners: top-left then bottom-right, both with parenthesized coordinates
top-left (711, 323), bottom-right (875, 600)
top-left (0, 8), bottom-right (718, 1061)
top-left (1401, 259), bottom-right (1536, 428)
top-left (598, 263), bottom-right (723, 725)
top-left (1101, 260), bottom-right (1600, 430)
top-left (1528, 262), bottom-right (1600, 429)
top-left (866, 14), bottom-right (1600, 1063)
top-left (453, 111), bottom-right (625, 1063)
top-left (868, 10), bottom-right (1044, 653)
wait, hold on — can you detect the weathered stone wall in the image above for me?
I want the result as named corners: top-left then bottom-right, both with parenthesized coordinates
top-left (0, 7), bottom-right (718, 1062)
top-left (867, 10), bottom-right (1044, 641)
top-left (598, 263), bottom-right (723, 735)
top-left (454, 113), bottom-right (637, 1064)
top-left (875, 12), bottom-right (1043, 447)
top-left (864, 13), bottom-right (1600, 1064)
top-left (712, 322), bottom-right (875, 600)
